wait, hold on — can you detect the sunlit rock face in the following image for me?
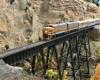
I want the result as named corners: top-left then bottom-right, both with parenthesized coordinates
top-left (0, 0), bottom-right (99, 51)
top-left (0, 59), bottom-right (23, 80)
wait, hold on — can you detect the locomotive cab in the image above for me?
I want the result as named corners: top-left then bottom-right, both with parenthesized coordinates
top-left (43, 24), bottom-right (54, 40)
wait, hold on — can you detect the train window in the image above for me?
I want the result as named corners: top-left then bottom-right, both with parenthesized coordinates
top-left (49, 25), bottom-right (53, 28)
top-left (45, 25), bottom-right (53, 28)
top-left (45, 25), bottom-right (48, 27)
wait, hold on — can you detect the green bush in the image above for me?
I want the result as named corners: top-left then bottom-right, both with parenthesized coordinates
top-left (81, 69), bottom-right (88, 73)
top-left (84, 12), bottom-right (86, 14)
top-left (39, 37), bottom-right (42, 41)
top-left (10, 0), bottom-right (15, 4)
top-left (25, 7), bottom-right (28, 12)
top-left (93, 38), bottom-right (100, 42)
top-left (81, 2), bottom-right (84, 4)
top-left (59, 14), bottom-right (65, 17)
top-left (26, 67), bottom-right (31, 75)
top-left (93, 16), bottom-right (95, 19)
top-left (24, 22), bottom-right (26, 24)
top-left (30, 16), bottom-right (33, 21)
top-left (5, 45), bottom-right (9, 50)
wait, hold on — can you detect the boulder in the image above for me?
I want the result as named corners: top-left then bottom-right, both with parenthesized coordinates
top-left (0, 59), bottom-right (23, 80)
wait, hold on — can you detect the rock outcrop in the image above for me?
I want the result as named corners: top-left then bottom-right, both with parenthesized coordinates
top-left (0, 59), bottom-right (23, 80)
top-left (0, 0), bottom-right (99, 51)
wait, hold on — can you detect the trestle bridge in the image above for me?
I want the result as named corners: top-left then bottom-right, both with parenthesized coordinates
top-left (0, 26), bottom-right (97, 80)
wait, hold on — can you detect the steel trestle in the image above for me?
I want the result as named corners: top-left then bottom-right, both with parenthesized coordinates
top-left (32, 31), bottom-right (91, 80)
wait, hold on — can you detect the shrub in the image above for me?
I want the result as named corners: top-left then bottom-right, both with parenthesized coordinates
top-left (24, 22), bottom-right (26, 24)
top-left (10, 0), bottom-right (15, 4)
top-left (26, 67), bottom-right (31, 75)
top-left (93, 16), bottom-right (95, 19)
top-left (98, 49), bottom-right (100, 58)
top-left (81, 69), bottom-right (88, 73)
top-left (5, 45), bottom-right (9, 50)
top-left (30, 16), bottom-right (33, 21)
top-left (59, 14), bottom-right (65, 17)
top-left (39, 37), bottom-right (42, 41)
top-left (81, 2), bottom-right (84, 4)
top-left (25, 7), bottom-right (28, 12)
top-left (93, 38), bottom-right (100, 42)
top-left (84, 12), bottom-right (86, 14)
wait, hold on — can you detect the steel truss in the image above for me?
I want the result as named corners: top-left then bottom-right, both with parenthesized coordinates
top-left (32, 31), bottom-right (91, 80)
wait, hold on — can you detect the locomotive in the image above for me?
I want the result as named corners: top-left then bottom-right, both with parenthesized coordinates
top-left (43, 19), bottom-right (100, 40)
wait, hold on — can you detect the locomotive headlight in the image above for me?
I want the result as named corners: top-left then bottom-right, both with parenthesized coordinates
top-left (45, 30), bottom-right (47, 33)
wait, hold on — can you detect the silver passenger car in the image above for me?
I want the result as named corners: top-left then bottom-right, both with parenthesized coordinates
top-left (77, 20), bottom-right (88, 29)
top-left (87, 19), bottom-right (96, 27)
top-left (67, 22), bottom-right (79, 31)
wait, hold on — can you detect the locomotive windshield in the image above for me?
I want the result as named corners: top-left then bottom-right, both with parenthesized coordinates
top-left (49, 25), bottom-right (53, 28)
top-left (45, 25), bottom-right (53, 28)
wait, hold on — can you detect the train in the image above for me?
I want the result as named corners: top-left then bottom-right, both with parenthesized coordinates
top-left (43, 19), bottom-right (100, 40)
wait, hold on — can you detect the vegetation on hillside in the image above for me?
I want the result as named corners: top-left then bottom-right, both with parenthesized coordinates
top-left (10, 0), bottom-right (15, 4)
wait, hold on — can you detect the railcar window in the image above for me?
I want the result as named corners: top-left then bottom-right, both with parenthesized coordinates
top-left (45, 25), bottom-right (48, 27)
top-left (45, 25), bottom-right (53, 28)
top-left (49, 25), bottom-right (53, 28)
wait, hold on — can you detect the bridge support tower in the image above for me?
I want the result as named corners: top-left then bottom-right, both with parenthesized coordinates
top-left (32, 31), bottom-right (91, 80)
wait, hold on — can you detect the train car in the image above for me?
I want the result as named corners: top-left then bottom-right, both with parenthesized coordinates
top-left (95, 18), bottom-right (100, 25)
top-left (77, 20), bottom-right (88, 29)
top-left (67, 22), bottom-right (79, 32)
top-left (87, 19), bottom-right (96, 27)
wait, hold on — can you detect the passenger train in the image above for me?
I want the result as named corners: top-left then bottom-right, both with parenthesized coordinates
top-left (43, 19), bottom-right (100, 40)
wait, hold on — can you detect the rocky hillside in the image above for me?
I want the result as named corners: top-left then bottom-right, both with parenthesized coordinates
top-left (0, 0), bottom-right (99, 52)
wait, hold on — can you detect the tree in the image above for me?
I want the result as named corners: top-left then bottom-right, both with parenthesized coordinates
top-left (92, 0), bottom-right (96, 3)
top-left (96, 0), bottom-right (99, 7)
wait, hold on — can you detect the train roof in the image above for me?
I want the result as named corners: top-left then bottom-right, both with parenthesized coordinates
top-left (77, 20), bottom-right (88, 23)
top-left (50, 21), bottom-right (78, 27)
top-left (49, 21), bottom-right (79, 27)
top-left (50, 22), bottom-right (68, 28)
top-left (67, 22), bottom-right (78, 26)
top-left (51, 22), bottom-right (68, 26)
